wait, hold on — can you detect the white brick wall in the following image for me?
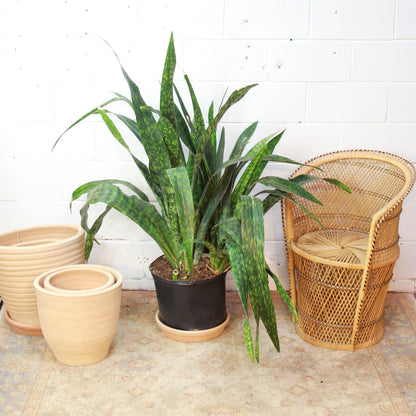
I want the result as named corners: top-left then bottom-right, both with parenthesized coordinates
top-left (1, 0), bottom-right (415, 292)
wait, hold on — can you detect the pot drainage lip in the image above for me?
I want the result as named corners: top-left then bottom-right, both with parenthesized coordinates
top-left (4, 310), bottom-right (42, 336)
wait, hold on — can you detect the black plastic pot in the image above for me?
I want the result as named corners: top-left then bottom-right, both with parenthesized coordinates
top-left (150, 257), bottom-right (227, 331)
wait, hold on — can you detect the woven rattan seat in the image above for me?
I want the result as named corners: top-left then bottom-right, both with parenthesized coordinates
top-left (281, 150), bottom-right (415, 351)
top-left (295, 230), bottom-right (369, 264)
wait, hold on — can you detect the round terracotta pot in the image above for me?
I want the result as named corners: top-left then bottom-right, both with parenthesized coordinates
top-left (0, 224), bottom-right (85, 333)
top-left (34, 264), bottom-right (122, 366)
top-left (44, 267), bottom-right (114, 294)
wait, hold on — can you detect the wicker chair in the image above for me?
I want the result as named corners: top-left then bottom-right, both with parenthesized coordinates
top-left (281, 150), bottom-right (415, 351)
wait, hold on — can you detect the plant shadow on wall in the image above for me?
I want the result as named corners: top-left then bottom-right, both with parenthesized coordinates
top-left (53, 34), bottom-right (349, 362)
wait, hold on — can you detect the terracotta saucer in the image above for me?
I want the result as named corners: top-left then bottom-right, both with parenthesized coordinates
top-left (155, 311), bottom-right (230, 343)
top-left (5, 310), bottom-right (42, 336)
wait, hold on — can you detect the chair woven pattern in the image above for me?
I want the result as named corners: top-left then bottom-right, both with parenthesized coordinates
top-left (282, 150), bottom-right (415, 351)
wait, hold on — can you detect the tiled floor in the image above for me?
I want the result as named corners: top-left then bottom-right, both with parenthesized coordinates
top-left (0, 292), bottom-right (415, 416)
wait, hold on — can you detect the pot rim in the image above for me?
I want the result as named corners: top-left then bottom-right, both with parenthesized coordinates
top-left (44, 267), bottom-right (115, 294)
top-left (150, 254), bottom-right (229, 286)
top-left (0, 224), bottom-right (84, 253)
top-left (34, 264), bottom-right (123, 298)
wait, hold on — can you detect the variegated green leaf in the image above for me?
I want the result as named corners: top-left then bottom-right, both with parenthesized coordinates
top-left (192, 84), bottom-right (257, 190)
top-left (167, 167), bottom-right (195, 276)
top-left (230, 131), bottom-right (284, 212)
top-left (184, 74), bottom-right (205, 138)
top-left (266, 264), bottom-right (298, 322)
top-left (160, 33), bottom-right (177, 131)
top-left (85, 183), bottom-right (180, 266)
top-left (241, 196), bottom-right (280, 354)
top-left (256, 176), bottom-right (323, 206)
top-left (52, 96), bottom-right (126, 150)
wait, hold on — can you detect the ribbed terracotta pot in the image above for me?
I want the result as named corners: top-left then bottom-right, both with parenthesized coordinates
top-left (34, 264), bottom-right (122, 366)
top-left (0, 224), bottom-right (85, 334)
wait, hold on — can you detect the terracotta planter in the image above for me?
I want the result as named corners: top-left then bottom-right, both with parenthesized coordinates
top-left (44, 267), bottom-right (114, 294)
top-left (150, 255), bottom-right (228, 342)
top-left (0, 224), bottom-right (85, 334)
top-left (34, 264), bottom-right (122, 366)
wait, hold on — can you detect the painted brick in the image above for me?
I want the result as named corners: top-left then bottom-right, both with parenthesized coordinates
top-left (399, 202), bottom-right (416, 241)
top-left (389, 85), bottom-right (416, 122)
top-left (0, 0), bottom-right (139, 41)
top-left (137, 0), bottom-right (224, 41)
top-left (340, 124), bottom-right (416, 162)
top-left (183, 40), bottom-right (268, 82)
top-left (389, 279), bottom-right (415, 292)
top-left (50, 122), bottom-right (96, 163)
top-left (311, 0), bottom-right (395, 39)
top-left (0, 123), bottom-right (15, 162)
top-left (223, 82), bottom-right (306, 123)
top-left (306, 84), bottom-right (388, 122)
top-left (352, 42), bottom-right (416, 82)
top-left (268, 41), bottom-right (351, 82)
top-left (0, 162), bottom-right (65, 201)
top-left (0, 81), bottom-right (54, 122)
top-left (265, 123), bottom-right (342, 162)
top-left (395, 243), bottom-right (416, 279)
top-left (0, 201), bottom-right (81, 234)
top-left (224, 0), bottom-right (310, 39)
top-left (396, 0), bottom-right (416, 39)
top-left (88, 240), bottom-right (163, 283)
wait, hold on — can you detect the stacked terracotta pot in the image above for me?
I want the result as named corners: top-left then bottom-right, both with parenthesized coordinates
top-left (0, 225), bottom-right (85, 335)
top-left (34, 264), bottom-right (122, 366)
top-left (0, 225), bottom-right (123, 366)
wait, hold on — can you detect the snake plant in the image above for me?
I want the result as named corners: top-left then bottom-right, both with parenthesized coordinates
top-left (54, 34), bottom-right (348, 362)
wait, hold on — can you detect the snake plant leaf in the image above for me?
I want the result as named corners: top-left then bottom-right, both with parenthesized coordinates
top-left (220, 216), bottom-right (255, 361)
top-left (265, 264), bottom-right (298, 322)
top-left (71, 179), bottom-right (149, 206)
top-left (184, 74), bottom-right (205, 139)
top-left (193, 166), bottom-right (236, 265)
top-left (229, 122), bottom-right (258, 160)
top-left (216, 127), bottom-right (225, 172)
top-left (52, 96), bottom-right (125, 150)
top-left (194, 239), bottom-right (229, 273)
top-left (291, 174), bottom-right (352, 193)
top-left (96, 108), bottom-right (131, 151)
top-left (192, 84), bottom-right (257, 190)
top-left (174, 85), bottom-right (198, 141)
top-left (114, 50), bottom-right (172, 181)
top-left (241, 196), bottom-right (280, 354)
top-left (174, 104), bottom-right (197, 153)
top-left (79, 203), bottom-right (112, 260)
top-left (160, 33), bottom-right (177, 131)
top-left (227, 239), bottom-right (255, 362)
top-left (256, 176), bottom-right (323, 206)
top-left (167, 167), bottom-right (195, 276)
top-left (158, 117), bottom-right (184, 167)
top-left (249, 293), bottom-right (260, 362)
top-left (260, 189), bottom-right (323, 226)
top-left (85, 182), bottom-right (180, 266)
top-left (230, 131), bottom-right (284, 212)
top-left (208, 102), bottom-right (216, 152)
